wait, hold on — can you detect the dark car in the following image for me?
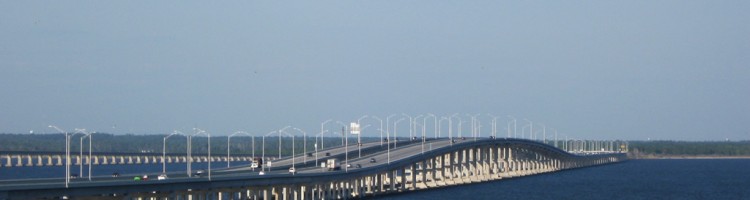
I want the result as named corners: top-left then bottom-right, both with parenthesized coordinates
top-left (370, 158), bottom-right (377, 163)
top-left (325, 152), bottom-right (331, 156)
top-left (355, 164), bottom-right (362, 168)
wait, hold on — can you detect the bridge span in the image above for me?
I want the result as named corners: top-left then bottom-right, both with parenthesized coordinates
top-left (0, 138), bottom-right (626, 200)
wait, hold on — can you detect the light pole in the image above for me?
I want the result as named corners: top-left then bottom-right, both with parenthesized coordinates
top-left (426, 113), bottom-right (437, 139)
top-left (523, 119), bottom-right (533, 140)
top-left (291, 127), bottom-right (308, 164)
top-left (400, 113), bottom-right (413, 139)
top-left (449, 113), bottom-right (460, 140)
top-left (551, 128), bottom-right (558, 148)
top-left (538, 123), bottom-right (546, 144)
top-left (487, 114), bottom-right (498, 139)
top-left (438, 117), bottom-right (449, 138)
top-left (386, 114), bottom-right (398, 148)
top-left (191, 128), bottom-right (211, 180)
top-left (466, 114), bottom-right (479, 139)
top-left (164, 130), bottom-right (186, 175)
top-left (413, 114), bottom-right (424, 140)
top-left (371, 116), bottom-right (383, 146)
top-left (261, 130), bottom-right (276, 172)
top-left (278, 130), bottom-right (296, 174)
top-left (394, 118), bottom-right (406, 149)
top-left (314, 130), bottom-right (328, 167)
top-left (279, 126), bottom-right (292, 159)
top-left (320, 119), bottom-right (332, 150)
top-left (357, 124), bottom-right (372, 158)
top-left (335, 121), bottom-right (347, 146)
top-left (507, 116), bottom-right (517, 138)
top-left (48, 125), bottom-right (70, 188)
top-left (227, 131), bottom-right (253, 168)
top-left (73, 128), bottom-right (92, 181)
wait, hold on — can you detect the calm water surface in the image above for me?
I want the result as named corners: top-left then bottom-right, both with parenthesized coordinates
top-left (376, 159), bottom-right (750, 200)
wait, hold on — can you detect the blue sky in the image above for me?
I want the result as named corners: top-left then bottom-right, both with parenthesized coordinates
top-left (1, 1), bottom-right (748, 141)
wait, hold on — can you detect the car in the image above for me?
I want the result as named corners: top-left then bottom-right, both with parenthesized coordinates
top-left (259, 171), bottom-right (265, 175)
top-left (451, 139), bottom-right (456, 144)
top-left (133, 176), bottom-right (141, 181)
top-left (489, 136), bottom-right (495, 139)
top-left (346, 163), bottom-right (352, 168)
top-left (355, 164), bottom-right (362, 168)
top-left (157, 174), bottom-right (167, 180)
top-left (383, 138), bottom-right (388, 142)
top-left (70, 173), bottom-right (78, 179)
top-left (307, 153), bottom-right (313, 157)
top-left (289, 167), bottom-right (296, 174)
top-left (111, 172), bottom-right (120, 177)
top-left (141, 175), bottom-right (149, 181)
top-left (370, 158), bottom-right (377, 163)
top-left (194, 170), bottom-right (205, 177)
top-left (325, 152), bottom-right (331, 156)
top-left (461, 137), bottom-right (466, 140)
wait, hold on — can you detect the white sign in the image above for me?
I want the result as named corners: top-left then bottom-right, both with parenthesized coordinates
top-left (350, 122), bottom-right (360, 135)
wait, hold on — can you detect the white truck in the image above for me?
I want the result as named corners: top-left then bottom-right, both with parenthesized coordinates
top-left (326, 158), bottom-right (341, 171)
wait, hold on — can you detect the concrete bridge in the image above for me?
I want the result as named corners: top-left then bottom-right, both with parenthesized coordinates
top-left (0, 154), bottom-right (256, 167)
top-left (0, 138), bottom-right (626, 200)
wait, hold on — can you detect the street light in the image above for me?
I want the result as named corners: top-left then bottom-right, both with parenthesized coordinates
top-left (449, 113), bottom-right (460, 140)
top-left (357, 124), bottom-right (372, 158)
top-left (164, 130), bottom-right (187, 175)
top-left (386, 114), bottom-right (398, 148)
top-left (370, 116), bottom-right (384, 146)
top-left (320, 119), bottom-right (332, 150)
top-left (227, 131), bottom-right (253, 168)
top-left (523, 119), bottom-right (533, 140)
top-left (376, 128), bottom-right (391, 164)
top-left (48, 125), bottom-right (70, 188)
top-left (73, 128), bottom-right (92, 181)
top-left (487, 114), bottom-right (498, 139)
top-left (394, 118), bottom-right (406, 149)
top-left (335, 121), bottom-right (347, 146)
top-left (414, 115), bottom-right (424, 140)
top-left (507, 116), bottom-right (517, 138)
top-left (425, 113), bottom-right (437, 139)
top-left (291, 127), bottom-right (308, 163)
top-left (261, 130), bottom-right (276, 172)
top-left (314, 130), bottom-right (329, 167)
top-left (466, 114), bottom-right (480, 139)
top-left (400, 113), bottom-right (413, 139)
top-left (438, 117), bottom-right (449, 138)
top-left (191, 128), bottom-right (211, 180)
top-left (278, 129), bottom-right (296, 174)
top-left (279, 126), bottom-right (292, 159)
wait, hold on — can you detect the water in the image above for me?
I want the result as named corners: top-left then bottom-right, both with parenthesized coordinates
top-left (376, 159), bottom-right (750, 200)
top-left (0, 161), bottom-right (249, 180)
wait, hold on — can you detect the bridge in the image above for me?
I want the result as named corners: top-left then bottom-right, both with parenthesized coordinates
top-left (0, 137), bottom-right (626, 200)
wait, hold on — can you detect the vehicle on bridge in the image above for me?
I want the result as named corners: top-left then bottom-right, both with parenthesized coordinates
top-left (157, 174), bottom-right (168, 180)
top-left (326, 158), bottom-right (340, 171)
top-left (288, 167), bottom-right (296, 174)
top-left (250, 157), bottom-right (262, 169)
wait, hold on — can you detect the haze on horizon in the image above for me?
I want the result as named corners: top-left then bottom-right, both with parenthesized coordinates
top-left (1, 1), bottom-right (748, 141)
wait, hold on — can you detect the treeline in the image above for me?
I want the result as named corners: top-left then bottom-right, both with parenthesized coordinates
top-left (629, 141), bottom-right (750, 156)
top-left (0, 133), bottom-right (379, 156)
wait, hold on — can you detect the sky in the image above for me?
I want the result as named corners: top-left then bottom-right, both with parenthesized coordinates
top-left (1, 1), bottom-right (748, 141)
